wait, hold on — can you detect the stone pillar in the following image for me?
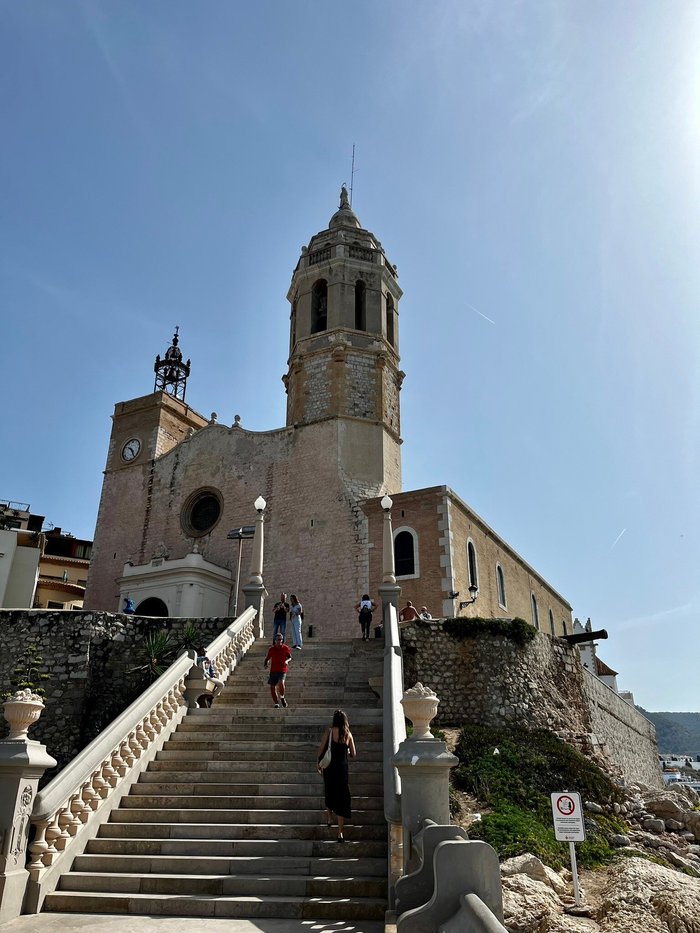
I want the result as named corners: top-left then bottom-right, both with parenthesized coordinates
top-left (242, 497), bottom-right (268, 637)
top-left (377, 495), bottom-right (401, 617)
top-left (393, 683), bottom-right (458, 873)
top-left (0, 692), bottom-right (57, 924)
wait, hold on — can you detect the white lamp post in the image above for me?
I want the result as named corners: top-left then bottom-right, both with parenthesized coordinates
top-left (242, 496), bottom-right (268, 635)
top-left (378, 493), bottom-right (401, 615)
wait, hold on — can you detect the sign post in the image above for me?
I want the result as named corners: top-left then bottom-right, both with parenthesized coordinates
top-left (551, 791), bottom-right (585, 906)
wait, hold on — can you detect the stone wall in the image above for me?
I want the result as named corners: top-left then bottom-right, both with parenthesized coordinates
top-left (401, 618), bottom-right (662, 788)
top-left (0, 609), bottom-right (231, 777)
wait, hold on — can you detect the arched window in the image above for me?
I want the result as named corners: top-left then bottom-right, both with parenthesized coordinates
top-left (467, 540), bottom-right (478, 590)
top-left (394, 527), bottom-right (419, 578)
top-left (355, 280), bottom-right (366, 331)
top-left (562, 618), bottom-right (568, 636)
top-left (531, 593), bottom-right (539, 630)
top-left (549, 609), bottom-right (555, 636)
top-left (386, 294), bottom-right (395, 346)
top-left (496, 563), bottom-right (506, 609)
top-left (311, 279), bottom-right (328, 334)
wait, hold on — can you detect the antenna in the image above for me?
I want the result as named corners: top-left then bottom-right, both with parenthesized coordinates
top-left (350, 144), bottom-right (356, 206)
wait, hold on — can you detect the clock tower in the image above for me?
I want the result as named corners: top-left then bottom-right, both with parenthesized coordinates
top-left (86, 332), bottom-right (208, 601)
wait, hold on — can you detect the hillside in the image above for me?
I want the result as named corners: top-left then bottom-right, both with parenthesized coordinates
top-left (640, 709), bottom-right (700, 755)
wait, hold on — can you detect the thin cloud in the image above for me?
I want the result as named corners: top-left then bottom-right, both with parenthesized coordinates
top-left (615, 599), bottom-right (695, 633)
top-left (468, 303), bottom-right (496, 325)
top-left (609, 528), bottom-right (626, 551)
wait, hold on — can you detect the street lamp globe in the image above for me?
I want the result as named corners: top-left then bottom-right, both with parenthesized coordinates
top-left (254, 496), bottom-right (266, 513)
top-left (380, 494), bottom-right (393, 512)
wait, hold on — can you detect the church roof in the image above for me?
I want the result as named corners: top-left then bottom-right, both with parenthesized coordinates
top-left (595, 657), bottom-right (619, 677)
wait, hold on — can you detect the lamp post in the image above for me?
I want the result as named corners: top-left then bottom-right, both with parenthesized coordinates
top-left (241, 496), bottom-right (268, 636)
top-left (378, 493), bottom-right (401, 616)
top-left (226, 524), bottom-right (256, 617)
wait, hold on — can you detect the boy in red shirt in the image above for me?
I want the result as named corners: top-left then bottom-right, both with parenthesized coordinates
top-left (264, 633), bottom-right (292, 708)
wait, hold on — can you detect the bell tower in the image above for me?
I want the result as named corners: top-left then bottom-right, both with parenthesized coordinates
top-left (284, 187), bottom-right (405, 493)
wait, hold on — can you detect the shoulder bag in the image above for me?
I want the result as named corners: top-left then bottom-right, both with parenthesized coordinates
top-left (319, 726), bottom-right (333, 769)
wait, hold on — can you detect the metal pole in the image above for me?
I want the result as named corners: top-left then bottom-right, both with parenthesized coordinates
top-left (569, 841), bottom-right (581, 906)
top-left (233, 537), bottom-right (243, 617)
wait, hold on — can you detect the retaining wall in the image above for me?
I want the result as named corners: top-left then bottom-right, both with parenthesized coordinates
top-left (0, 609), bottom-right (230, 776)
top-left (401, 618), bottom-right (662, 788)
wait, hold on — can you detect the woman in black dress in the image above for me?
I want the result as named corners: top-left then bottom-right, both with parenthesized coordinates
top-left (316, 709), bottom-right (356, 841)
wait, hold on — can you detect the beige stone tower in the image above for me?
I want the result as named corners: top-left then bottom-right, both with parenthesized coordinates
top-left (284, 186), bottom-right (404, 496)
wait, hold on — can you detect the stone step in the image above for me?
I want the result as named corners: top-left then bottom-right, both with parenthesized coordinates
top-left (159, 745), bottom-right (382, 762)
top-left (110, 807), bottom-right (386, 825)
top-left (78, 840), bottom-right (388, 863)
top-left (162, 737), bottom-right (382, 751)
top-left (172, 729), bottom-right (381, 743)
top-left (147, 758), bottom-right (381, 776)
top-left (100, 821), bottom-right (387, 841)
top-left (139, 768), bottom-right (381, 785)
top-left (41, 634), bottom-right (388, 926)
top-left (187, 707), bottom-right (383, 721)
top-left (123, 794), bottom-right (384, 811)
top-left (44, 891), bottom-right (387, 920)
top-left (58, 871), bottom-right (386, 898)
top-left (130, 781), bottom-right (382, 797)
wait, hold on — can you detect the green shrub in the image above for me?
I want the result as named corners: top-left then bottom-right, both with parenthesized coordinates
top-left (441, 617), bottom-right (536, 646)
top-left (454, 724), bottom-right (623, 868)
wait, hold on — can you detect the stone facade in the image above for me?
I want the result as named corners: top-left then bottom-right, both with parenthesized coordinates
top-left (364, 487), bottom-right (573, 633)
top-left (401, 617), bottom-right (662, 788)
top-left (86, 418), bottom-right (403, 636)
top-left (0, 609), bottom-right (228, 775)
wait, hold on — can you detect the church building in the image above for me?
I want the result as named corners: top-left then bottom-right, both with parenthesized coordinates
top-left (85, 189), bottom-right (572, 638)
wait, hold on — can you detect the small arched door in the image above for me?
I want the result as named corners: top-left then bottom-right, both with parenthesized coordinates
top-left (135, 597), bottom-right (169, 617)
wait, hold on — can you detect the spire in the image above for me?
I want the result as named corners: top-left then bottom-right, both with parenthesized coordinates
top-left (154, 326), bottom-right (191, 401)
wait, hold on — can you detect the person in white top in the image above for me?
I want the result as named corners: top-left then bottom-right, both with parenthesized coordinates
top-left (355, 594), bottom-right (377, 641)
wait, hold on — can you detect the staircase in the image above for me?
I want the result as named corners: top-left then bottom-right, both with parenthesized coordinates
top-left (43, 638), bottom-right (387, 924)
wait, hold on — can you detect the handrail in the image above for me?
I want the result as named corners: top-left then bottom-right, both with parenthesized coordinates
top-left (25, 606), bottom-right (258, 911)
top-left (383, 602), bottom-right (405, 823)
top-left (440, 893), bottom-right (508, 933)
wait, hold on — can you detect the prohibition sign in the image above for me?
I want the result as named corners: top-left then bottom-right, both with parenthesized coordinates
top-left (556, 794), bottom-right (575, 816)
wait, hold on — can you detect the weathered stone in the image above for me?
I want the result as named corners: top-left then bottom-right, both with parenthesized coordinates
top-left (643, 818), bottom-right (667, 834)
top-left (612, 834), bottom-right (631, 847)
top-left (665, 818), bottom-right (684, 832)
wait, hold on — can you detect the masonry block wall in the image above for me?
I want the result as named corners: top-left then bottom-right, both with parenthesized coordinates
top-left (86, 419), bottom-right (396, 638)
top-left (401, 618), bottom-right (662, 788)
top-left (0, 609), bottom-right (228, 775)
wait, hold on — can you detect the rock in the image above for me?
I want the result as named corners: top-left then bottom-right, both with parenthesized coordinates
top-left (501, 872), bottom-right (563, 932)
top-left (598, 858), bottom-right (700, 932)
top-left (665, 818), bottom-right (684, 832)
top-left (685, 811), bottom-right (700, 841)
top-left (611, 834), bottom-right (631, 847)
top-left (645, 796), bottom-right (686, 821)
top-left (501, 853), bottom-right (551, 883)
top-left (642, 818), bottom-right (666, 834)
top-left (666, 850), bottom-right (695, 871)
top-left (585, 801), bottom-right (604, 813)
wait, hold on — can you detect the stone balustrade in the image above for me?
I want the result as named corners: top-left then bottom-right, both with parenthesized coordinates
top-left (22, 605), bottom-right (257, 913)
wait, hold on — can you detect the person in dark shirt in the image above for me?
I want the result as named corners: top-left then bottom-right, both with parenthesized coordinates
top-left (272, 593), bottom-right (290, 643)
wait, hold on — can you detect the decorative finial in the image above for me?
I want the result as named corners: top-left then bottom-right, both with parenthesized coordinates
top-left (340, 184), bottom-right (350, 209)
top-left (209, 412), bottom-right (218, 424)
top-left (233, 414), bottom-right (241, 427)
top-left (154, 327), bottom-right (190, 401)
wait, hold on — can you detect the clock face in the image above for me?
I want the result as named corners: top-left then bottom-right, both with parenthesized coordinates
top-left (121, 438), bottom-right (141, 462)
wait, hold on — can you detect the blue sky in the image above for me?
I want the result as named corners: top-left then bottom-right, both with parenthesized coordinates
top-left (1, 1), bottom-right (698, 711)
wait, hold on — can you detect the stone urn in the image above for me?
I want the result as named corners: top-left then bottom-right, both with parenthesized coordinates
top-left (3, 689), bottom-right (45, 740)
top-left (401, 682), bottom-right (440, 739)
